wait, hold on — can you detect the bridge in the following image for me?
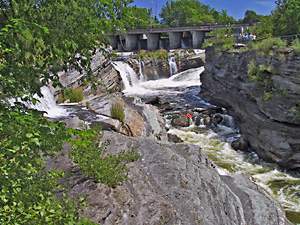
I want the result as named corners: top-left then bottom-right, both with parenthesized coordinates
top-left (109, 24), bottom-right (248, 51)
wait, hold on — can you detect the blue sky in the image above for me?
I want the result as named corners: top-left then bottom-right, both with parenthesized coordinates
top-left (132, 0), bottom-right (276, 19)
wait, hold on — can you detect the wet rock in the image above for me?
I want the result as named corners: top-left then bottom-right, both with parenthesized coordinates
top-left (143, 96), bottom-right (161, 106)
top-left (171, 116), bottom-right (191, 127)
top-left (64, 116), bottom-right (87, 130)
top-left (87, 94), bottom-right (146, 137)
top-left (221, 174), bottom-right (290, 225)
top-left (52, 131), bottom-right (290, 225)
top-left (167, 133), bottom-right (184, 143)
top-left (231, 137), bottom-right (249, 151)
top-left (202, 48), bottom-right (300, 169)
top-left (212, 113), bottom-right (224, 125)
top-left (203, 115), bottom-right (212, 127)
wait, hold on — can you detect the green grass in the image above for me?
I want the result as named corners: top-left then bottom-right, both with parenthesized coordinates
top-left (291, 39), bottom-right (300, 55)
top-left (249, 37), bottom-right (287, 55)
top-left (285, 211), bottom-right (300, 224)
top-left (69, 128), bottom-right (139, 188)
top-left (110, 101), bottom-right (125, 123)
top-left (63, 87), bottom-right (84, 103)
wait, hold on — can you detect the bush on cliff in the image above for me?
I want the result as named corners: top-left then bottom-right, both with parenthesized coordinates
top-left (291, 39), bottom-right (300, 55)
top-left (203, 28), bottom-right (235, 52)
top-left (111, 101), bottom-right (125, 123)
top-left (68, 127), bottom-right (139, 188)
top-left (137, 49), bottom-right (168, 60)
top-left (63, 88), bottom-right (84, 103)
top-left (249, 37), bottom-right (287, 54)
top-left (0, 107), bottom-right (95, 225)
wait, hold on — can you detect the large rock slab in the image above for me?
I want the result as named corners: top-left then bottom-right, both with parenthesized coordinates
top-left (52, 131), bottom-right (290, 225)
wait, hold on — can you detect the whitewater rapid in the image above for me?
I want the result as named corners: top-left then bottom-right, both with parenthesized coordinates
top-left (112, 61), bottom-right (204, 96)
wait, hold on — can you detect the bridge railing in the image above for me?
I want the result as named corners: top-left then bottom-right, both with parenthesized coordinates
top-left (112, 23), bottom-right (250, 35)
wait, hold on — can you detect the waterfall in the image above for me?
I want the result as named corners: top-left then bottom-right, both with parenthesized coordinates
top-left (139, 59), bottom-right (145, 82)
top-left (169, 57), bottom-right (178, 76)
top-left (24, 86), bottom-right (68, 118)
top-left (112, 59), bottom-right (204, 96)
top-left (112, 61), bottom-right (139, 89)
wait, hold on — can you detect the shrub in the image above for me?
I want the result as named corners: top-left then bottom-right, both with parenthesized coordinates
top-left (137, 49), bottom-right (168, 60)
top-left (248, 60), bottom-right (274, 83)
top-left (110, 101), bottom-right (125, 123)
top-left (291, 39), bottom-right (300, 55)
top-left (263, 91), bottom-right (273, 101)
top-left (249, 37), bottom-right (287, 54)
top-left (0, 107), bottom-right (95, 224)
top-left (64, 87), bottom-right (84, 103)
top-left (68, 128), bottom-right (139, 188)
top-left (203, 28), bottom-right (235, 52)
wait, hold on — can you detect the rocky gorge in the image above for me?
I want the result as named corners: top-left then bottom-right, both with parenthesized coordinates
top-left (40, 49), bottom-right (300, 224)
top-left (202, 47), bottom-right (300, 170)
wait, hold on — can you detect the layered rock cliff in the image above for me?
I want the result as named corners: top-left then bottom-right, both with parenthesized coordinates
top-left (201, 48), bottom-right (300, 170)
top-left (51, 131), bottom-right (290, 225)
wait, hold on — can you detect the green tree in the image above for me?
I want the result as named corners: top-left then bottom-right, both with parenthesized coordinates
top-left (0, 0), bottom-right (143, 224)
top-left (0, 0), bottom-right (135, 99)
top-left (250, 15), bottom-right (274, 39)
top-left (124, 6), bottom-right (158, 29)
top-left (273, 0), bottom-right (300, 35)
top-left (203, 27), bottom-right (235, 51)
top-left (211, 9), bottom-right (235, 24)
top-left (242, 10), bottom-right (262, 24)
top-left (160, 0), bottom-right (234, 27)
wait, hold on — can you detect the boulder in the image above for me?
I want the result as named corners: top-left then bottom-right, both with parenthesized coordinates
top-left (231, 137), bottom-right (249, 151)
top-left (171, 116), bottom-right (191, 127)
top-left (167, 133), bottom-right (184, 143)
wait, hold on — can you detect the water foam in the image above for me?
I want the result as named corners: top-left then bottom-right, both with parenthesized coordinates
top-left (112, 60), bottom-right (204, 97)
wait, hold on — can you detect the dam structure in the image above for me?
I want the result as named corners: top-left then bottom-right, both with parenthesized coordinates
top-left (109, 24), bottom-right (248, 51)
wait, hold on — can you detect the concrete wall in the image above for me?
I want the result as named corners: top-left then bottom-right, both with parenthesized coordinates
top-left (110, 30), bottom-right (206, 51)
top-left (147, 34), bottom-right (160, 51)
top-left (169, 32), bottom-right (182, 49)
top-left (125, 34), bottom-right (138, 51)
top-left (191, 31), bottom-right (205, 48)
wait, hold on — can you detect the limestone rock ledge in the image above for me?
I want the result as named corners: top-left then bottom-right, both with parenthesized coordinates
top-left (201, 48), bottom-right (300, 170)
top-left (51, 131), bottom-right (290, 225)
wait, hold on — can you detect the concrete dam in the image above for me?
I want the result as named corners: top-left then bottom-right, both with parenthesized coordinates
top-left (109, 24), bottom-right (247, 51)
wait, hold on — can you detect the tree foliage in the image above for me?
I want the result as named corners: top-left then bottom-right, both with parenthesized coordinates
top-left (159, 0), bottom-right (235, 27)
top-left (250, 15), bottom-right (274, 39)
top-left (0, 0), bottom-right (144, 224)
top-left (124, 6), bottom-right (157, 29)
top-left (0, 106), bottom-right (96, 224)
top-left (0, 0), bottom-right (134, 100)
top-left (203, 28), bottom-right (235, 51)
top-left (242, 10), bottom-right (263, 25)
top-left (273, 0), bottom-right (300, 36)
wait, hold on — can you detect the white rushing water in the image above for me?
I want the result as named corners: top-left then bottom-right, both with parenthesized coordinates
top-left (25, 86), bottom-right (68, 118)
top-left (112, 61), bottom-right (140, 89)
top-left (112, 60), bottom-right (300, 223)
top-left (169, 57), bottom-right (178, 76)
top-left (112, 60), bottom-right (204, 96)
top-left (138, 59), bottom-right (145, 82)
